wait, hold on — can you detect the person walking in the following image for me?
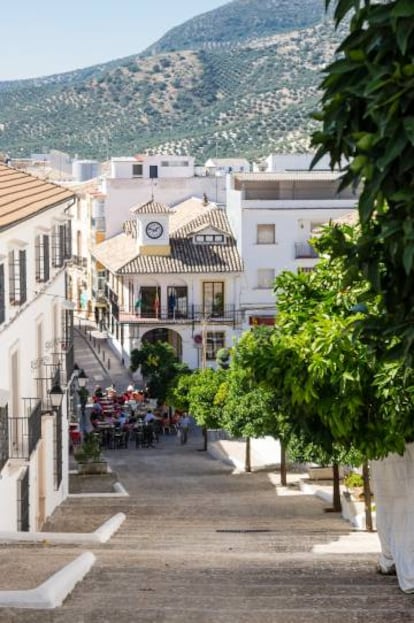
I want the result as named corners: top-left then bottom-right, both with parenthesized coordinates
top-left (143, 409), bottom-right (155, 447)
top-left (179, 413), bottom-right (191, 445)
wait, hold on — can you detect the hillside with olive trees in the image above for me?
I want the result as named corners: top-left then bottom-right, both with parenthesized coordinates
top-left (0, 0), bottom-right (343, 162)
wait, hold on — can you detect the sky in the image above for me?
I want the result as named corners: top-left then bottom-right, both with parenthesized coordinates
top-left (0, 0), bottom-right (227, 81)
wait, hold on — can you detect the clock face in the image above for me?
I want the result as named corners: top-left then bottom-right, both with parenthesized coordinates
top-left (145, 221), bottom-right (163, 239)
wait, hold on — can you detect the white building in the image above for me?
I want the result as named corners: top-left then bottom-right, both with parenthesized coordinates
top-left (205, 158), bottom-right (251, 177)
top-left (0, 163), bottom-right (76, 531)
top-left (226, 171), bottom-right (358, 326)
top-left (101, 155), bottom-right (227, 238)
top-left (92, 196), bottom-right (243, 372)
top-left (260, 153), bottom-right (333, 172)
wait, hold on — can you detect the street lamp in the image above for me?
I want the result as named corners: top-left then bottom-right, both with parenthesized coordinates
top-left (49, 381), bottom-right (64, 409)
top-left (77, 369), bottom-right (88, 388)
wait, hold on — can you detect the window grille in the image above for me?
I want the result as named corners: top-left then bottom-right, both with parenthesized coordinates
top-left (206, 332), bottom-right (225, 360)
top-left (52, 225), bottom-right (62, 267)
top-left (35, 235), bottom-right (50, 282)
top-left (8, 249), bottom-right (27, 305)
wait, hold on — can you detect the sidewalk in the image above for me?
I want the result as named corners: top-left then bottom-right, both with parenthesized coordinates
top-left (1, 430), bottom-right (404, 622)
top-left (73, 314), bottom-right (133, 393)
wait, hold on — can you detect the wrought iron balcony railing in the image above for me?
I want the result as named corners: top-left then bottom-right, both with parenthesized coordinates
top-left (114, 304), bottom-right (243, 326)
top-left (10, 399), bottom-right (42, 460)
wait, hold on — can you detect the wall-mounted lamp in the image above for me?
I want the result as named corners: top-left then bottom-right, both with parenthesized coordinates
top-left (77, 369), bottom-right (88, 388)
top-left (49, 382), bottom-right (64, 409)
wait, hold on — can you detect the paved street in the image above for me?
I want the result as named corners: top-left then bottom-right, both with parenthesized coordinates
top-left (0, 324), bottom-right (413, 622)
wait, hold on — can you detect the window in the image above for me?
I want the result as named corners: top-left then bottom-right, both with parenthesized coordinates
top-left (61, 222), bottom-right (71, 261)
top-left (52, 222), bottom-right (71, 267)
top-left (257, 268), bottom-right (275, 289)
top-left (257, 224), bottom-right (275, 244)
top-left (297, 266), bottom-right (315, 274)
top-left (51, 225), bottom-right (61, 267)
top-left (138, 286), bottom-right (161, 318)
top-left (203, 282), bottom-right (224, 316)
top-left (160, 160), bottom-right (189, 167)
top-left (206, 332), bottom-right (225, 360)
top-left (8, 249), bottom-right (27, 305)
top-left (167, 286), bottom-right (188, 318)
top-left (0, 264), bottom-right (4, 324)
top-left (35, 234), bottom-right (50, 282)
top-left (195, 234), bottom-right (225, 243)
top-left (132, 163), bottom-right (143, 177)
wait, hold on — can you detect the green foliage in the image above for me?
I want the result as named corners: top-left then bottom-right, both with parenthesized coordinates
top-left (73, 433), bottom-right (102, 463)
top-left (343, 471), bottom-right (364, 489)
top-left (216, 347), bottom-right (231, 370)
top-left (271, 224), bottom-right (414, 459)
top-left (312, 0), bottom-right (414, 360)
top-left (144, 0), bottom-right (324, 55)
top-left (130, 341), bottom-right (189, 403)
top-left (167, 371), bottom-right (193, 412)
top-left (186, 368), bottom-right (227, 429)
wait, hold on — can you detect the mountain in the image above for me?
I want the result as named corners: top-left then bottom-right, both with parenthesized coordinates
top-left (0, 0), bottom-right (343, 162)
top-left (143, 0), bottom-right (325, 55)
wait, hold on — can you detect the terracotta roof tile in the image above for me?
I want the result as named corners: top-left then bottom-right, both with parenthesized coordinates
top-left (94, 204), bottom-right (243, 275)
top-left (0, 163), bottom-right (75, 230)
top-left (130, 199), bottom-right (170, 215)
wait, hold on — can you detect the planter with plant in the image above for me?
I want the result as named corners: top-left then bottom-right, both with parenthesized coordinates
top-left (343, 471), bottom-right (365, 500)
top-left (73, 433), bottom-right (107, 474)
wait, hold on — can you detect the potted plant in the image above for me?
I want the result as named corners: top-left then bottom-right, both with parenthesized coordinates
top-left (73, 432), bottom-right (107, 474)
top-left (343, 471), bottom-right (365, 500)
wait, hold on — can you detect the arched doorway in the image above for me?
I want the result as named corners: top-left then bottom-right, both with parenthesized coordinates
top-left (141, 328), bottom-right (183, 361)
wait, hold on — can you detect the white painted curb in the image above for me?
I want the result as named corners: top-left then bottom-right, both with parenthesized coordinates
top-left (69, 481), bottom-right (129, 498)
top-left (313, 532), bottom-right (381, 554)
top-left (0, 552), bottom-right (96, 609)
top-left (0, 512), bottom-right (126, 545)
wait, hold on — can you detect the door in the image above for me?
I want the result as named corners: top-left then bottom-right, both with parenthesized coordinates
top-left (149, 165), bottom-right (158, 179)
top-left (140, 287), bottom-right (161, 317)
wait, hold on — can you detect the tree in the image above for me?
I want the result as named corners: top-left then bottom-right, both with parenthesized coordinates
top-left (216, 347), bottom-right (231, 370)
top-left (130, 341), bottom-right (188, 404)
top-left (311, 0), bottom-right (414, 360)
top-left (222, 327), bottom-right (290, 480)
top-left (311, 3), bottom-right (414, 588)
top-left (186, 368), bottom-right (227, 451)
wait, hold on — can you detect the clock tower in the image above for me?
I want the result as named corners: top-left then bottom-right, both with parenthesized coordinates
top-left (131, 199), bottom-right (171, 256)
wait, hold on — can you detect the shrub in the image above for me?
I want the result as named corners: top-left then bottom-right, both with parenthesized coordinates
top-left (74, 433), bottom-right (102, 463)
top-left (343, 472), bottom-right (363, 489)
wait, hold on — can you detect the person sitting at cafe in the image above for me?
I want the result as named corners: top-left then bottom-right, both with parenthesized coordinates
top-left (124, 385), bottom-right (135, 401)
top-left (93, 385), bottom-right (104, 401)
top-left (115, 411), bottom-right (128, 429)
top-left (90, 403), bottom-right (103, 428)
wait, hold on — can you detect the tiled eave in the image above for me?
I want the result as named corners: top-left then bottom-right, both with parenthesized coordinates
top-left (0, 164), bottom-right (75, 230)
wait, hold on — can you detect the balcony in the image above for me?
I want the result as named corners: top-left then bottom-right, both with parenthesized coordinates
top-left (295, 242), bottom-right (318, 259)
top-left (116, 304), bottom-right (243, 326)
top-left (10, 399), bottom-right (42, 460)
top-left (70, 255), bottom-right (88, 269)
